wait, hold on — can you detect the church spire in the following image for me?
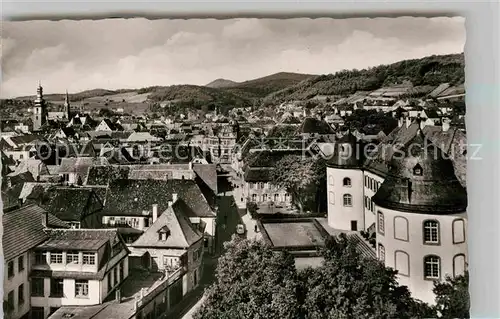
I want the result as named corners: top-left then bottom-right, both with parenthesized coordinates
top-left (33, 81), bottom-right (46, 131)
top-left (64, 90), bottom-right (71, 119)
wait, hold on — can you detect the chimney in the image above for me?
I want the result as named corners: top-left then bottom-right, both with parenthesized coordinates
top-left (189, 161), bottom-right (193, 170)
top-left (168, 201), bottom-right (173, 207)
top-left (172, 193), bottom-right (178, 203)
top-left (398, 116), bottom-right (404, 128)
top-left (115, 289), bottom-right (121, 303)
top-left (152, 204), bottom-right (158, 223)
top-left (405, 116), bottom-right (411, 128)
top-left (42, 210), bottom-right (49, 228)
top-left (442, 118), bottom-right (450, 132)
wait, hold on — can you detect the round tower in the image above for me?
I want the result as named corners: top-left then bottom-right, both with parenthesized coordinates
top-left (372, 129), bottom-right (467, 305)
top-left (326, 132), bottom-right (365, 231)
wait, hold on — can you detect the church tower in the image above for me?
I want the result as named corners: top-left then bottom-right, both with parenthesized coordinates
top-left (33, 82), bottom-right (47, 131)
top-left (64, 90), bottom-right (71, 119)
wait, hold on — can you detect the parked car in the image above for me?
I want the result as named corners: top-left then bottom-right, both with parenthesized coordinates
top-left (236, 224), bottom-right (246, 235)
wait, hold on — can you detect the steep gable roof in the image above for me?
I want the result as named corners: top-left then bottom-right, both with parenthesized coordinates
top-left (2, 204), bottom-right (68, 261)
top-left (38, 187), bottom-right (104, 222)
top-left (132, 200), bottom-right (202, 248)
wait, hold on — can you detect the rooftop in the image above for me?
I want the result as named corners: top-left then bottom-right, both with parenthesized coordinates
top-left (132, 199), bottom-right (203, 249)
top-left (2, 204), bottom-right (68, 261)
top-left (104, 179), bottom-right (214, 218)
top-left (37, 229), bottom-right (120, 251)
top-left (259, 219), bottom-right (329, 249)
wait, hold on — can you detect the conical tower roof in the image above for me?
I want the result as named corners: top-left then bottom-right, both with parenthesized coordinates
top-left (372, 129), bottom-right (467, 214)
top-left (327, 131), bottom-right (365, 169)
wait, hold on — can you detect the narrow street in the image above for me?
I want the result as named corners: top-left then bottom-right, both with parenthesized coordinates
top-left (179, 168), bottom-right (244, 318)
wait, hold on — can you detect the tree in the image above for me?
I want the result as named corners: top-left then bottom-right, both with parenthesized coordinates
top-left (246, 202), bottom-right (258, 219)
top-left (194, 236), bottom-right (300, 319)
top-left (433, 271), bottom-right (469, 319)
top-left (271, 155), bottom-right (326, 213)
top-left (299, 235), bottom-right (436, 319)
top-left (195, 235), bottom-right (435, 319)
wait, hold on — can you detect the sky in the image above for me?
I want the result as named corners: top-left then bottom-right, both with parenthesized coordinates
top-left (1, 17), bottom-right (465, 98)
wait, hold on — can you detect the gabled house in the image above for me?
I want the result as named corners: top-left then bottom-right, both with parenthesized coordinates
top-left (102, 179), bottom-right (216, 252)
top-left (33, 187), bottom-right (105, 229)
top-left (131, 198), bottom-right (204, 294)
top-left (3, 204), bottom-right (68, 319)
top-left (58, 157), bottom-right (109, 185)
top-left (95, 119), bottom-right (123, 132)
top-left (30, 229), bottom-right (129, 318)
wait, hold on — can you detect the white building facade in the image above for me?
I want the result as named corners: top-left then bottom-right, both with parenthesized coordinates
top-left (326, 126), bottom-right (468, 305)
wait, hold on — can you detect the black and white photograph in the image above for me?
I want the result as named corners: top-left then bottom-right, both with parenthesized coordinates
top-left (1, 16), bottom-right (469, 319)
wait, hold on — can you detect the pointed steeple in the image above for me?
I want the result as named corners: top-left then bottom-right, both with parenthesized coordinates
top-left (64, 90), bottom-right (71, 119)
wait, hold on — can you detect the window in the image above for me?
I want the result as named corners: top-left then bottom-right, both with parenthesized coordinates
top-left (50, 278), bottom-right (64, 297)
top-left (377, 211), bottom-right (385, 235)
top-left (329, 192), bottom-right (335, 204)
top-left (83, 253), bottom-right (96, 265)
top-left (66, 251), bottom-right (79, 264)
top-left (31, 307), bottom-right (45, 319)
top-left (453, 254), bottom-right (467, 278)
top-left (343, 194), bottom-right (352, 207)
top-left (413, 164), bottom-right (423, 176)
top-left (31, 278), bottom-right (45, 297)
top-left (8, 261), bottom-right (14, 278)
top-left (252, 194), bottom-right (257, 202)
top-left (263, 194), bottom-right (268, 202)
top-left (343, 177), bottom-right (351, 187)
top-left (35, 251), bottom-right (47, 265)
top-left (18, 283), bottom-right (25, 306)
top-left (49, 308), bottom-right (60, 316)
top-left (424, 255), bottom-right (441, 280)
top-left (364, 176), bottom-right (369, 188)
top-left (120, 260), bottom-right (125, 281)
top-left (75, 280), bottom-right (89, 298)
top-left (378, 244), bottom-right (385, 262)
top-left (108, 273), bottom-right (113, 291)
top-left (7, 291), bottom-right (14, 312)
top-left (115, 267), bottom-right (119, 285)
top-left (423, 220), bottom-right (440, 244)
top-left (50, 251), bottom-right (63, 264)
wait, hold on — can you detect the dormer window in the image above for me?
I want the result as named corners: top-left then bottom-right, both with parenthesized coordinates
top-left (158, 227), bottom-right (171, 241)
top-left (413, 164), bottom-right (423, 176)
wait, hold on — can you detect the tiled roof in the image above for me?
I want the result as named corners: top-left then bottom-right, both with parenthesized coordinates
top-left (364, 122), bottom-right (466, 188)
top-left (298, 117), bottom-right (335, 135)
top-left (58, 157), bottom-right (109, 176)
top-left (85, 165), bottom-right (130, 185)
top-left (132, 199), bottom-right (203, 248)
top-left (2, 204), bottom-right (68, 261)
top-left (104, 179), bottom-right (214, 218)
top-left (39, 187), bottom-right (103, 222)
top-left (37, 229), bottom-right (119, 251)
top-left (372, 129), bottom-right (467, 214)
top-left (193, 163), bottom-right (217, 194)
top-left (8, 171), bottom-right (35, 185)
